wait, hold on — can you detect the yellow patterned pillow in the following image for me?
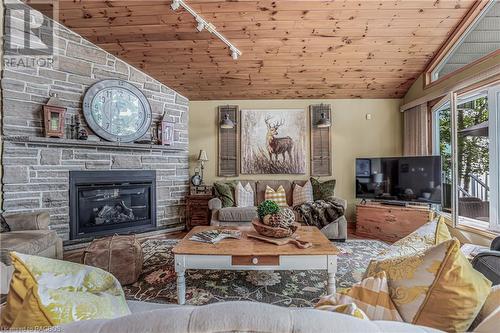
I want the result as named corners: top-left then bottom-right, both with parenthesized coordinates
top-left (316, 271), bottom-right (402, 321)
top-left (265, 185), bottom-right (288, 207)
top-left (365, 239), bottom-right (492, 332)
top-left (1, 252), bottom-right (130, 329)
top-left (315, 302), bottom-right (369, 320)
top-left (379, 218), bottom-right (451, 258)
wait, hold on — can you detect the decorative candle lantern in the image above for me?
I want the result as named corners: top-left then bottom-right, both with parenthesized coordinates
top-left (43, 93), bottom-right (66, 138)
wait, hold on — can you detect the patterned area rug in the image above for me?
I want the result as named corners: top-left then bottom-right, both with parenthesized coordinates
top-left (123, 239), bottom-right (389, 307)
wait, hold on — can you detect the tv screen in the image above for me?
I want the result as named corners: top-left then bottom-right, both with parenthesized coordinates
top-left (356, 156), bottom-right (442, 204)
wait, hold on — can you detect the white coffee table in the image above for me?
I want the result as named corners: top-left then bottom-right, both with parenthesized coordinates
top-left (172, 226), bottom-right (339, 305)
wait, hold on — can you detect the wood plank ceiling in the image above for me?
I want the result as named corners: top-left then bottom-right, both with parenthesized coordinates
top-left (43, 0), bottom-right (477, 100)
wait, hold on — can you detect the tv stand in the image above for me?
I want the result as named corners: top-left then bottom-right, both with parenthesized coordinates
top-left (355, 202), bottom-right (431, 243)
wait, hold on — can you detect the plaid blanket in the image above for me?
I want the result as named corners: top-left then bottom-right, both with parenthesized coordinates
top-left (294, 197), bottom-right (345, 229)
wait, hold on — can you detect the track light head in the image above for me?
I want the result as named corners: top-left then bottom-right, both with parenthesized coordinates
top-left (171, 0), bottom-right (180, 10)
top-left (231, 48), bottom-right (239, 60)
top-left (196, 18), bottom-right (205, 32)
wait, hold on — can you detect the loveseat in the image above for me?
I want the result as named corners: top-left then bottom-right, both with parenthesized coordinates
top-left (0, 212), bottom-right (63, 293)
top-left (208, 180), bottom-right (348, 241)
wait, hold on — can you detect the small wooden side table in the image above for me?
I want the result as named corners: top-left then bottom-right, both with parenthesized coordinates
top-left (186, 194), bottom-right (214, 230)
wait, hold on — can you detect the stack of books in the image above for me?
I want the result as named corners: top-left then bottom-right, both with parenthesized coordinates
top-left (189, 229), bottom-right (242, 244)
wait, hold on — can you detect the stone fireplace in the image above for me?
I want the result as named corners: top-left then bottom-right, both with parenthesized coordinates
top-left (69, 170), bottom-right (156, 240)
top-left (1, 2), bottom-right (189, 242)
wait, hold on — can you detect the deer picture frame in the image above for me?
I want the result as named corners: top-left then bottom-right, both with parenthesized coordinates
top-left (240, 109), bottom-right (306, 174)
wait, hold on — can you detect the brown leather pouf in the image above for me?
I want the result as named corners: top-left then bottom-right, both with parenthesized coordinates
top-left (83, 235), bottom-right (143, 285)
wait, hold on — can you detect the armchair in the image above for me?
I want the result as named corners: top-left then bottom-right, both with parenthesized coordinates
top-left (0, 211), bottom-right (63, 293)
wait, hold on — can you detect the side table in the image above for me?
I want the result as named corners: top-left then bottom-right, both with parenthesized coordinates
top-left (186, 194), bottom-right (214, 230)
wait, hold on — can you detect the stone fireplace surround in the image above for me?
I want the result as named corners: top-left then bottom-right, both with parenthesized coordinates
top-left (1, 2), bottom-right (190, 242)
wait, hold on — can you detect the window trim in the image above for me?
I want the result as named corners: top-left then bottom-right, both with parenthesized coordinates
top-left (423, 0), bottom-right (495, 87)
top-left (432, 81), bottom-right (500, 233)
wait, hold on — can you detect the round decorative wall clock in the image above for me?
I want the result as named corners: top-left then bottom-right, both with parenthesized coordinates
top-left (82, 79), bottom-right (152, 142)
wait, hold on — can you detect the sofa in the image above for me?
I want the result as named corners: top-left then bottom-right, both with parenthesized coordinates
top-left (208, 180), bottom-right (348, 241)
top-left (0, 212), bottom-right (63, 293)
top-left (47, 301), bottom-right (443, 333)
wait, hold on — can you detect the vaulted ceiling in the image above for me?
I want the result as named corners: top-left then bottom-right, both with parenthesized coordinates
top-left (39, 0), bottom-right (477, 100)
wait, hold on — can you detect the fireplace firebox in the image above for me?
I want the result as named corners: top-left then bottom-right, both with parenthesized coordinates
top-left (69, 170), bottom-right (156, 240)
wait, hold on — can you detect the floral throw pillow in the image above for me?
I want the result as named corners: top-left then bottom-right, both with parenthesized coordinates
top-left (1, 252), bottom-right (130, 329)
top-left (365, 239), bottom-right (491, 332)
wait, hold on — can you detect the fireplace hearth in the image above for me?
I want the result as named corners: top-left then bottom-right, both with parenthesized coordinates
top-left (69, 170), bottom-right (156, 240)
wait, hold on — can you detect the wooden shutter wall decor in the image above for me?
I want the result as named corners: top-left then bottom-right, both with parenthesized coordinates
top-left (310, 104), bottom-right (332, 176)
top-left (218, 105), bottom-right (239, 177)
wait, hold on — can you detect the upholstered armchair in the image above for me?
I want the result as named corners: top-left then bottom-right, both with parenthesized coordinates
top-left (0, 211), bottom-right (63, 293)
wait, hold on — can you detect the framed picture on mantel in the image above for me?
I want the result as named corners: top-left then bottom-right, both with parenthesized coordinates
top-left (159, 121), bottom-right (174, 145)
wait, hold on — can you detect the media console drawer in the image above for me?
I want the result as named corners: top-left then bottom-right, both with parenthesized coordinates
top-left (231, 255), bottom-right (280, 266)
top-left (356, 203), bottom-right (430, 243)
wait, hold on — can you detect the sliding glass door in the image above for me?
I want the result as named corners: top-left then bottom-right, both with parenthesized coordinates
top-left (455, 92), bottom-right (490, 227)
top-left (433, 82), bottom-right (499, 232)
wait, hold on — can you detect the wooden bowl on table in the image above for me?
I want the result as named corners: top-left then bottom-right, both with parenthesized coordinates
top-left (251, 218), bottom-right (300, 238)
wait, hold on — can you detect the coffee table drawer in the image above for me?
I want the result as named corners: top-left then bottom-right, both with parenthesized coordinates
top-left (231, 255), bottom-right (280, 266)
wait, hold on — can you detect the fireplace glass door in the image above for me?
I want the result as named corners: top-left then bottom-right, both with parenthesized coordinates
top-left (76, 183), bottom-right (153, 237)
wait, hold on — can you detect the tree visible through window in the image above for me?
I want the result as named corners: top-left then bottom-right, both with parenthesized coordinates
top-left (437, 96), bottom-right (490, 222)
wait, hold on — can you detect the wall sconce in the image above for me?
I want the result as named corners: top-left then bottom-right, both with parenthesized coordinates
top-left (220, 113), bottom-right (235, 129)
top-left (316, 112), bottom-right (332, 128)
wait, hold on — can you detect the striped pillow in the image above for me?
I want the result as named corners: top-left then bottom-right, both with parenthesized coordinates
top-left (235, 182), bottom-right (254, 207)
top-left (316, 303), bottom-right (369, 320)
top-left (315, 271), bottom-right (403, 321)
top-left (264, 185), bottom-right (288, 207)
top-left (292, 180), bottom-right (314, 207)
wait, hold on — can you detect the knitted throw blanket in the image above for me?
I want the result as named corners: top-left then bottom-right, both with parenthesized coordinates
top-left (294, 197), bottom-right (345, 229)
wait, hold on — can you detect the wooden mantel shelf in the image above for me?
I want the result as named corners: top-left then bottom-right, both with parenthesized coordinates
top-left (3, 136), bottom-right (187, 152)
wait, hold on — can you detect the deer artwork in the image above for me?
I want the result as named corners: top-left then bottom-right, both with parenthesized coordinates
top-left (264, 116), bottom-right (294, 163)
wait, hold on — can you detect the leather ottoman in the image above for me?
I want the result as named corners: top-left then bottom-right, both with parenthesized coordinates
top-left (83, 235), bottom-right (143, 285)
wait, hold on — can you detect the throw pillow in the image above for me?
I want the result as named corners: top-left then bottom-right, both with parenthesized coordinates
top-left (316, 271), bottom-right (403, 321)
top-left (214, 181), bottom-right (236, 208)
top-left (310, 178), bottom-right (336, 200)
top-left (0, 214), bottom-right (10, 233)
top-left (365, 239), bottom-right (492, 332)
top-left (316, 302), bottom-right (369, 320)
top-left (471, 285), bottom-right (500, 330)
top-left (235, 182), bottom-right (254, 207)
top-left (264, 185), bottom-right (288, 207)
top-left (378, 218), bottom-right (452, 258)
top-left (292, 181), bottom-right (314, 207)
top-left (1, 252), bottom-right (130, 329)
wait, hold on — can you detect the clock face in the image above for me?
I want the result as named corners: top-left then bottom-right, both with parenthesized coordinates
top-left (83, 80), bottom-right (152, 142)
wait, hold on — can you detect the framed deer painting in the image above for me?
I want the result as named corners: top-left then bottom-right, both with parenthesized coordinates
top-left (240, 109), bottom-right (306, 174)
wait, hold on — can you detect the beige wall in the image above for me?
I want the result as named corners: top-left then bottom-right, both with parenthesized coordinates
top-left (1, 0), bottom-right (4, 211)
top-left (189, 99), bottom-right (403, 220)
top-left (403, 53), bottom-right (500, 105)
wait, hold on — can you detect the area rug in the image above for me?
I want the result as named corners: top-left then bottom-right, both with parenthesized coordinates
top-left (123, 239), bottom-right (389, 307)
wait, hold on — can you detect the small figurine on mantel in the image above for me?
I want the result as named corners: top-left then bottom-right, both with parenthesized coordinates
top-left (43, 93), bottom-right (66, 138)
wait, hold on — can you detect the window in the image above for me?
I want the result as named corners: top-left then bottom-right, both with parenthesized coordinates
top-left (432, 83), bottom-right (500, 232)
top-left (426, 1), bottom-right (500, 84)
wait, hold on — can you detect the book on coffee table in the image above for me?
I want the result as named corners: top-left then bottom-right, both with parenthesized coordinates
top-left (189, 229), bottom-right (242, 244)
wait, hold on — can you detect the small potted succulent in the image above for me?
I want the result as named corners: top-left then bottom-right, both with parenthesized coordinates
top-left (253, 200), bottom-right (299, 238)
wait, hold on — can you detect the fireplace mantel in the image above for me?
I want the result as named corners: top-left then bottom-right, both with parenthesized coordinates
top-left (4, 136), bottom-right (187, 152)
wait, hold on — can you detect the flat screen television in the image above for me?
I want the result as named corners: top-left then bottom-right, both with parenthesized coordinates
top-left (356, 156), bottom-right (442, 204)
